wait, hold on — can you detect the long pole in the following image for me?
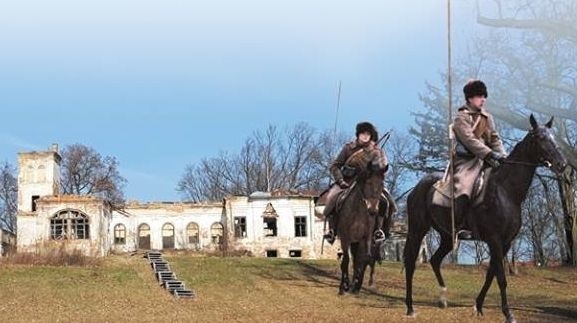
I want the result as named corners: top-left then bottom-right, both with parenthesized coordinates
top-left (333, 80), bottom-right (342, 134)
top-left (447, 0), bottom-right (457, 256)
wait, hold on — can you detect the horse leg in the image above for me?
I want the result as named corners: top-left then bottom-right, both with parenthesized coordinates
top-left (485, 241), bottom-right (516, 323)
top-left (474, 261), bottom-right (495, 316)
top-left (355, 241), bottom-right (370, 293)
top-left (430, 233), bottom-right (453, 309)
top-left (350, 243), bottom-right (362, 294)
top-left (495, 244), bottom-right (516, 323)
top-left (339, 243), bottom-right (350, 295)
top-left (368, 257), bottom-right (376, 287)
top-left (404, 228), bottom-right (428, 317)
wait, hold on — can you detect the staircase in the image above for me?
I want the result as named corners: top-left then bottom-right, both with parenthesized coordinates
top-left (145, 251), bottom-right (196, 299)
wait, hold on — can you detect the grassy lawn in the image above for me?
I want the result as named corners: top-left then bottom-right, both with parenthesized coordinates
top-left (0, 254), bottom-right (576, 322)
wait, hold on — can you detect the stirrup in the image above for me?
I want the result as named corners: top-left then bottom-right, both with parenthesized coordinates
top-left (373, 229), bottom-right (386, 243)
top-left (456, 229), bottom-right (474, 241)
top-left (323, 230), bottom-right (336, 245)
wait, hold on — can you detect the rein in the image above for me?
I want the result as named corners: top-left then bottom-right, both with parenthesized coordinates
top-left (502, 159), bottom-right (551, 168)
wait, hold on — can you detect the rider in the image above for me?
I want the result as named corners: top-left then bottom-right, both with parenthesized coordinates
top-left (453, 80), bottom-right (506, 240)
top-left (323, 121), bottom-right (396, 244)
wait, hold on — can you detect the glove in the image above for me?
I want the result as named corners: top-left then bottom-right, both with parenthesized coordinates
top-left (337, 179), bottom-right (350, 189)
top-left (485, 151), bottom-right (505, 168)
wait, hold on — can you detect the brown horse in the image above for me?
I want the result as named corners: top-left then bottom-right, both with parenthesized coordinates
top-left (403, 115), bottom-right (567, 323)
top-left (334, 148), bottom-right (388, 295)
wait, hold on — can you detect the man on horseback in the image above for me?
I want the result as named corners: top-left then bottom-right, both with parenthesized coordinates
top-left (452, 80), bottom-right (506, 240)
top-left (323, 121), bottom-right (396, 244)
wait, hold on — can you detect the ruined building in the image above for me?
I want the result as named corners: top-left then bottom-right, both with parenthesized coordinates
top-left (15, 145), bottom-right (414, 261)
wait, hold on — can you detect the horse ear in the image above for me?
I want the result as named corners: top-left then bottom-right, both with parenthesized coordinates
top-left (545, 116), bottom-right (554, 128)
top-left (529, 114), bottom-right (538, 130)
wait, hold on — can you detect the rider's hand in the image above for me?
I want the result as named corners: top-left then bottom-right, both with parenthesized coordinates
top-left (337, 179), bottom-right (350, 189)
top-left (485, 151), bottom-right (504, 168)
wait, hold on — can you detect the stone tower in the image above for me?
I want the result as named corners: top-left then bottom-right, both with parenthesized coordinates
top-left (17, 144), bottom-right (61, 213)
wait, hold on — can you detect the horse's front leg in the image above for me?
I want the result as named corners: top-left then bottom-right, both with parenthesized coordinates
top-left (367, 257), bottom-right (376, 287)
top-left (475, 261), bottom-right (495, 316)
top-left (339, 248), bottom-right (350, 295)
top-left (484, 241), bottom-right (516, 323)
top-left (351, 243), bottom-right (369, 294)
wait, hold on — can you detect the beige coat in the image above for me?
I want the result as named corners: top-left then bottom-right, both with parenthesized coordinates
top-left (451, 104), bottom-right (505, 198)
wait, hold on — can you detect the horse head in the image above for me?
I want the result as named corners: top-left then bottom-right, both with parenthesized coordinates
top-left (358, 149), bottom-right (387, 215)
top-left (527, 114), bottom-right (567, 174)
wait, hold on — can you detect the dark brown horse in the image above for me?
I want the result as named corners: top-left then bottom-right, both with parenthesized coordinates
top-left (335, 148), bottom-right (388, 295)
top-left (404, 115), bottom-right (567, 323)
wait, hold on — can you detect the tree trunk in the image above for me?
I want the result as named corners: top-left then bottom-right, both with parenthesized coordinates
top-left (558, 168), bottom-right (577, 266)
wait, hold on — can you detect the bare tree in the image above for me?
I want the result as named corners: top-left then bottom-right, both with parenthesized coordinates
top-left (177, 123), bottom-right (347, 202)
top-left (60, 144), bottom-right (127, 208)
top-left (0, 162), bottom-right (17, 232)
top-left (473, 0), bottom-right (577, 265)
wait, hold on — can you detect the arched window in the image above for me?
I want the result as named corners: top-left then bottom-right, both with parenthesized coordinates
top-left (50, 209), bottom-right (89, 240)
top-left (210, 222), bottom-right (224, 245)
top-left (114, 224), bottom-right (126, 245)
top-left (187, 222), bottom-right (199, 245)
top-left (162, 223), bottom-right (175, 249)
top-left (138, 223), bottom-right (151, 250)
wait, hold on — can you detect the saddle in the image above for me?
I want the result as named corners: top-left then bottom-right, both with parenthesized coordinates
top-left (432, 169), bottom-right (492, 208)
top-left (335, 181), bottom-right (357, 213)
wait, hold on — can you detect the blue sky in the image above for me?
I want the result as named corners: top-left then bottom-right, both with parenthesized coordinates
top-left (0, 0), bottom-right (480, 201)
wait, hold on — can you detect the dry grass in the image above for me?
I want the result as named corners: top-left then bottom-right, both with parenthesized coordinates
top-left (1, 244), bottom-right (101, 267)
top-left (0, 255), bottom-right (575, 322)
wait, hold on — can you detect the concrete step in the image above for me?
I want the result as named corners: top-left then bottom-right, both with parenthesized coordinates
top-left (152, 263), bottom-right (170, 272)
top-left (146, 251), bottom-right (162, 259)
top-left (173, 289), bottom-right (196, 299)
top-left (157, 272), bottom-right (176, 283)
top-left (164, 280), bottom-right (185, 291)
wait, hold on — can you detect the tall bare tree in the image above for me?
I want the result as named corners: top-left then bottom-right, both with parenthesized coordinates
top-left (411, 0), bottom-right (577, 265)
top-left (177, 123), bottom-right (348, 202)
top-left (0, 162), bottom-right (17, 232)
top-left (473, 0), bottom-right (577, 265)
top-left (60, 144), bottom-right (127, 208)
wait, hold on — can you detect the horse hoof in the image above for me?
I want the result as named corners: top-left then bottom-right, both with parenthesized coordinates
top-left (506, 314), bottom-right (516, 323)
top-left (406, 311), bottom-right (416, 318)
top-left (438, 300), bottom-right (447, 309)
top-left (338, 290), bottom-right (345, 296)
top-left (473, 305), bottom-right (483, 316)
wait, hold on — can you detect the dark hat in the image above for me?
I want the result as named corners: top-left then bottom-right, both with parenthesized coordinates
top-left (355, 122), bottom-right (378, 141)
top-left (463, 80), bottom-right (488, 100)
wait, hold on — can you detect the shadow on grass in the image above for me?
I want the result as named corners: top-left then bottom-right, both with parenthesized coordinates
top-left (519, 306), bottom-right (577, 320)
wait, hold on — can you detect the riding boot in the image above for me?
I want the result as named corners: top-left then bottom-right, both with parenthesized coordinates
top-left (323, 200), bottom-right (337, 245)
top-left (323, 214), bottom-right (336, 245)
top-left (455, 195), bottom-right (474, 240)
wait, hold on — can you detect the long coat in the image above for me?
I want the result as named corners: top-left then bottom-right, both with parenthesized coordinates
top-left (449, 104), bottom-right (505, 198)
top-left (433, 105), bottom-right (505, 201)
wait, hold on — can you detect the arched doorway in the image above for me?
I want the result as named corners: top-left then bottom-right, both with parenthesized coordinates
top-left (210, 222), bottom-right (224, 249)
top-left (162, 223), bottom-right (175, 249)
top-left (138, 223), bottom-right (151, 250)
top-left (186, 222), bottom-right (200, 249)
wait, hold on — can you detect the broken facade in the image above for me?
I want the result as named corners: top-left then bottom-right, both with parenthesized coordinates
top-left (15, 145), bottom-right (341, 259)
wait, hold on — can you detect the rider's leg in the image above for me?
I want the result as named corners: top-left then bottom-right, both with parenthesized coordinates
top-left (455, 195), bottom-right (474, 240)
top-left (323, 185), bottom-right (342, 244)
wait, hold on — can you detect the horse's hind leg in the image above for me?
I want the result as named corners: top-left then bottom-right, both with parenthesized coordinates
top-left (430, 233), bottom-right (453, 308)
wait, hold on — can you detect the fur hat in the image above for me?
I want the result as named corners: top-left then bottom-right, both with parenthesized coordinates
top-left (355, 122), bottom-right (378, 141)
top-left (463, 80), bottom-right (488, 100)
